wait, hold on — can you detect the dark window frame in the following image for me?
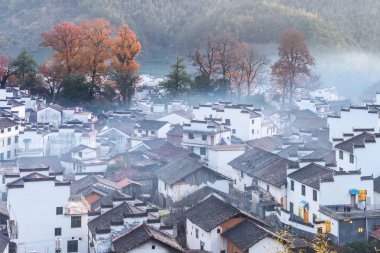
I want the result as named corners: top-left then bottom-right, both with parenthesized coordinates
top-left (301, 185), bottom-right (306, 196)
top-left (71, 216), bottom-right (81, 228)
top-left (67, 240), bottom-right (78, 252)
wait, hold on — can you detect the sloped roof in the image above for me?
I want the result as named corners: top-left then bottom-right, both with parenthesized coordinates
top-left (17, 156), bottom-right (63, 173)
top-left (156, 155), bottom-right (228, 185)
top-left (185, 195), bottom-right (241, 232)
top-left (246, 136), bottom-right (284, 152)
top-left (288, 163), bottom-right (334, 190)
top-left (335, 132), bottom-right (376, 153)
top-left (7, 172), bottom-right (56, 188)
top-left (222, 219), bottom-right (268, 252)
top-left (112, 224), bottom-right (184, 252)
top-left (0, 117), bottom-right (17, 129)
top-left (88, 202), bottom-right (144, 234)
top-left (135, 120), bottom-right (169, 130)
top-left (70, 175), bottom-right (119, 195)
top-left (0, 233), bottom-right (9, 253)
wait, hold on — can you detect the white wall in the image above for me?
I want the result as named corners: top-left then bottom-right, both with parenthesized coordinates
top-left (127, 239), bottom-right (176, 253)
top-left (249, 236), bottom-right (285, 253)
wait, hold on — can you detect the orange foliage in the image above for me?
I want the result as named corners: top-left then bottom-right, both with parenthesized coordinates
top-left (40, 22), bottom-right (83, 75)
top-left (79, 18), bottom-right (114, 87)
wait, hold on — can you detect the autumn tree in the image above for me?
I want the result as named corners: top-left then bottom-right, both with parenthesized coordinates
top-left (79, 18), bottom-right (113, 95)
top-left (40, 22), bottom-right (83, 76)
top-left (39, 59), bottom-right (65, 102)
top-left (191, 37), bottom-right (219, 81)
top-left (160, 56), bottom-right (193, 97)
top-left (0, 56), bottom-right (14, 88)
top-left (215, 37), bottom-right (240, 81)
top-left (239, 43), bottom-right (269, 97)
top-left (109, 24), bottom-right (141, 106)
top-left (271, 28), bottom-right (315, 106)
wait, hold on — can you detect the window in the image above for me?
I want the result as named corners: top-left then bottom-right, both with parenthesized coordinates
top-left (6, 151), bottom-right (10, 159)
top-left (0, 153), bottom-right (3, 160)
top-left (138, 129), bottom-right (142, 133)
top-left (188, 133), bottom-right (194, 139)
top-left (313, 189), bottom-right (317, 201)
top-left (251, 119), bottom-right (255, 124)
top-left (217, 228), bottom-right (221, 234)
top-left (1, 192), bottom-right (6, 202)
top-left (15, 126), bottom-right (18, 130)
top-left (225, 119), bottom-right (230, 124)
top-left (67, 240), bottom-right (78, 252)
top-left (266, 184), bottom-right (270, 192)
top-left (0, 129), bottom-right (3, 133)
top-left (350, 154), bottom-right (354, 164)
top-left (55, 228), bottom-right (61, 236)
top-left (15, 136), bottom-right (18, 144)
top-left (289, 202), bottom-right (294, 213)
top-left (339, 150), bottom-right (343, 160)
top-left (241, 171), bottom-right (244, 178)
top-left (301, 185), bottom-right (306, 196)
top-left (358, 227), bottom-right (364, 233)
top-left (251, 129), bottom-right (255, 134)
top-left (2, 175), bottom-right (4, 184)
top-left (202, 134), bottom-right (207, 141)
top-left (151, 130), bottom-right (155, 134)
top-left (200, 147), bottom-right (206, 156)
top-left (78, 152), bottom-right (82, 158)
top-left (7, 138), bottom-right (11, 145)
top-left (7, 128), bottom-right (10, 132)
top-left (232, 129), bottom-right (236, 134)
top-left (195, 228), bottom-right (199, 239)
top-left (290, 180), bottom-right (294, 191)
top-left (71, 216), bottom-right (81, 228)
top-left (151, 245), bottom-right (156, 249)
top-left (56, 207), bottom-right (63, 215)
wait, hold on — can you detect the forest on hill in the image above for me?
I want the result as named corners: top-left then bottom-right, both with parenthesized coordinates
top-left (0, 0), bottom-right (378, 64)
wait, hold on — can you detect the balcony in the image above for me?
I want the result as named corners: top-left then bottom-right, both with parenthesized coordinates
top-left (319, 204), bottom-right (380, 220)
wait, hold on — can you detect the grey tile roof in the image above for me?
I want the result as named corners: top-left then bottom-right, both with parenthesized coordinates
top-left (70, 144), bottom-right (96, 153)
top-left (0, 233), bottom-right (9, 253)
top-left (112, 224), bottom-right (184, 252)
top-left (221, 219), bottom-right (268, 251)
top-left (17, 156), bottom-right (63, 173)
top-left (142, 138), bottom-right (167, 150)
top-left (7, 172), bottom-right (56, 188)
top-left (229, 147), bottom-right (297, 187)
top-left (70, 175), bottom-right (119, 195)
top-left (246, 136), bottom-right (284, 152)
top-left (185, 195), bottom-right (241, 232)
top-left (88, 201), bottom-right (144, 234)
top-left (335, 132), bottom-right (376, 153)
top-left (156, 155), bottom-right (228, 185)
top-left (173, 186), bottom-right (231, 208)
top-left (167, 124), bottom-right (183, 136)
top-left (288, 163), bottom-right (334, 190)
top-left (135, 120), bottom-right (168, 130)
top-left (0, 117), bottom-right (17, 129)
top-left (145, 143), bottom-right (190, 162)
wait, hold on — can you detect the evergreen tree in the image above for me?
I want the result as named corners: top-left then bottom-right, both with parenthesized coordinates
top-left (160, 57), bottom-right (193, 97)
top-left (11, 49), bottom-right (38, 86)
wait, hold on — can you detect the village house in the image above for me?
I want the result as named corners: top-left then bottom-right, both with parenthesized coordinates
top-left (133, 120), bottom-right (171, 139)
top-left (192, 103), bottom-right (264, 141)
top-left (61, 144), bottom-right (109, 174)
top-left (327, 105), bottom-right (379, 141)
top-left (0, 117), bottom-right (20, 161)
top-left (87, 191), bottom-right (174, 253)
top-left (156, 154), bottom-right (230, 207)
top-left (185, 195), bottom-right (285, 253)
top-left (157, 109), bottom-right (192, 125)
top-left (182, 119), bottom-right (231, 157)
top-left (295, 98), bottom-right (330, 118)
top-left (37, 104), bottom-right (93, 125)
top-left (7, 172), bottom-right (89, 253)
top-left (334, 132), bottom-right (380, 177)
top-left (227, 147), bottom-right (298, 208)
top-left (111, 224), bottom-right (184, 253)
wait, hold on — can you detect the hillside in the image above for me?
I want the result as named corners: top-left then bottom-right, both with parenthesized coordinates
top-left (0, 0), bottom-right (377, 64)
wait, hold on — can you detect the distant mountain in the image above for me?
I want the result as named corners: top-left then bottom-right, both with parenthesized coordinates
top-left (0, 0), bottom-right (377, 63)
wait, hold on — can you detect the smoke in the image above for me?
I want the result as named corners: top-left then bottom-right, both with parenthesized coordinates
top-left (314, 51), bottom-right (380, 100)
